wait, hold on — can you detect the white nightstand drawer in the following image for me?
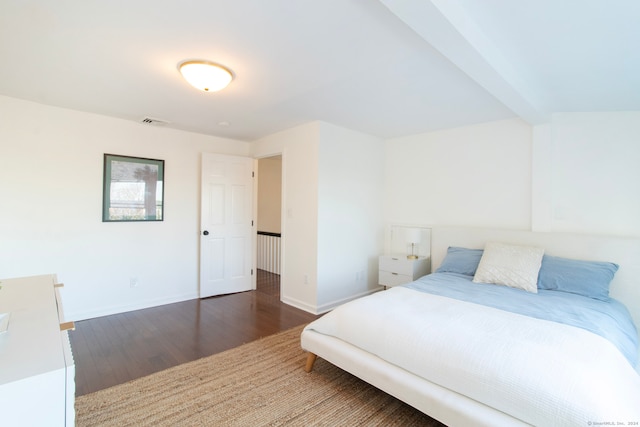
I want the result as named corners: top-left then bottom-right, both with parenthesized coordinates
top-left (379, 270), bottom-right (412, 287)
top-left (379, 255), bottom-right (414, 275)
top-left (378, 254), bottom-right (430, 288)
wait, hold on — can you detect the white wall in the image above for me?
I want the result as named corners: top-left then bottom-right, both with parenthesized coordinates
top-left (543, 112), bottom-right (640, 237)
top-left (384, 118), bottom-right (532, 230)
top-left (252, 122), bottom-right (321, 311)
top-left (252, 121), bottom-right (385, 313)
top-left (316, 122), bottom-right (385, 311)
top-left (386, 112), bottom-right (640, 240)
top-left (6, 94), bottom-right (636, 321)
top-left (0, 95), bottom-right (250, 320)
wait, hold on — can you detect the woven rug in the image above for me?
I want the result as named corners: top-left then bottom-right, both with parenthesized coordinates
top-left (75, 324), bottom-right (443, 426)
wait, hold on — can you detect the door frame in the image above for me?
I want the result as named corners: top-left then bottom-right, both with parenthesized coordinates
top-left (254, 152), bottom-right (285, 295)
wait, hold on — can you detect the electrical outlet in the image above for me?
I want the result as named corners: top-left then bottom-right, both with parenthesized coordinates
top-left (304, 274), bottom-right (309, 285)
top-left (130, 277), bottom-right (139, 288)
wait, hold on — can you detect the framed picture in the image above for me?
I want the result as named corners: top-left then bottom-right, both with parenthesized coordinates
top-left (102, 154), bottom-right (164, 222)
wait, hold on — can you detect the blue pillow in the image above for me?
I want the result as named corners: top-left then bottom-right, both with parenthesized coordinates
top-left (537, 255), bottom-right (619, 301)
top-left (436, 247), bottom-right (483, 276)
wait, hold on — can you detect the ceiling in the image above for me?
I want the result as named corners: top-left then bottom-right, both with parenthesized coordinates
top-left (1, 0), bottom-right (638, 141)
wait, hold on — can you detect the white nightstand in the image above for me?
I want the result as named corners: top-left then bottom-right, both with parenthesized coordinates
top-left (378, 254), bottom-right (430, 288)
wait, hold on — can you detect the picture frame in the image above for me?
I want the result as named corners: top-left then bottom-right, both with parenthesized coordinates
top-left (102, 154), bottom-right (164, 222)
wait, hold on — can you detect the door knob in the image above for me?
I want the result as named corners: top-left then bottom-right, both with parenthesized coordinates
top-left (203, 230), bottom-right (209, 236)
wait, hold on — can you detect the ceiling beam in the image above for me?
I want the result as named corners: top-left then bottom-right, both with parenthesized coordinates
top-left (380, 0), bottom-right (549, 125)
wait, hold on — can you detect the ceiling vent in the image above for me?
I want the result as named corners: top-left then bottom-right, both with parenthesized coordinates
top-left (141, 117), bottom-right (169, 126)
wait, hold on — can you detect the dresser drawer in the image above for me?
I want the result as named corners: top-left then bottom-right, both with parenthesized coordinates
top-left (378, 270), bottom-right (413, 287)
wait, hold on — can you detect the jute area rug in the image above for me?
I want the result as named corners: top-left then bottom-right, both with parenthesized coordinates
top-left (75, 324), bottom-right (444, 426)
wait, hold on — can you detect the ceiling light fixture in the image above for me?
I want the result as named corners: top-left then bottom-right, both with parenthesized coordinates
top-left (178, 60), bottom-right (233, 92)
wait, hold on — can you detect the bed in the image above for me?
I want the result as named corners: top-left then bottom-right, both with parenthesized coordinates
top-left (301, 227), bottom-right (640, 426)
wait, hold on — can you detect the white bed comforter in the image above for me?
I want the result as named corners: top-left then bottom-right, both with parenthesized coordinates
top-left (305, 287), bottom-right (640, 426)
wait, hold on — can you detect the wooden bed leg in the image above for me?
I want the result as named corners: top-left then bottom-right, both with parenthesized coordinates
top-left (304, 352), bottom-right (318, 372)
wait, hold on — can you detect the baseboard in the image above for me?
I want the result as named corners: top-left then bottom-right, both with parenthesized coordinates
top-left (70, 286), bottom-right (385, 321)
top-left (281, 286), bottom-right (384, 315)
top-left (315, 287), bottom-right (383, 314)
top-left (67, 292), bottom-right (198, 321)
top-left (280, 295), bottom-right (318, 314)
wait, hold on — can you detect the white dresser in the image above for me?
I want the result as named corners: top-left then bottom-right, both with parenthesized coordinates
top-left (378, 255), bottom-right (430, 288)
top-left (0, 274), bottom-right (75, 426)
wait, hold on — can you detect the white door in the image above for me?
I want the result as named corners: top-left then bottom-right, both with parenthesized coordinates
top-left (200, 153), bottom-right (254, 298)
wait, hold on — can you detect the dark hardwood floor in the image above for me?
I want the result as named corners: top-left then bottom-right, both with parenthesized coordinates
top-left (69, 270), bottom-right (319, 396)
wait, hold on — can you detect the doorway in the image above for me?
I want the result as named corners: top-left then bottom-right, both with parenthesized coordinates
top-left (256, 155), bottom-right (282, 294)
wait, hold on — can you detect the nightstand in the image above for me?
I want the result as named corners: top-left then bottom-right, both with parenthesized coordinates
top-left (378, 254), bottom-right (430, 288)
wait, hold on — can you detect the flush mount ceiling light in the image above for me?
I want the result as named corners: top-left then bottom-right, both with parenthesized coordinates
top-left (178, 60), bottom-right (233, 92)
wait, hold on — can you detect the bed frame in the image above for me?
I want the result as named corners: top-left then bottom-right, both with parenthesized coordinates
top-left (301, 227), bottom-right (640, 427)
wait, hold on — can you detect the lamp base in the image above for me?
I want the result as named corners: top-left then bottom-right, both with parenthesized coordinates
top-left (406, 254), bottom-right (419, 260)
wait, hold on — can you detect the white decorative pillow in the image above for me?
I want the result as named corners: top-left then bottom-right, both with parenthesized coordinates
top-left (472, 242), bottom-right (544, 293)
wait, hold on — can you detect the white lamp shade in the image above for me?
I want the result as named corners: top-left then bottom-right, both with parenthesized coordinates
top-left (179, 61), bottom-right (233, 92)
top-left (406, 228), bottom-right (422, 244)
